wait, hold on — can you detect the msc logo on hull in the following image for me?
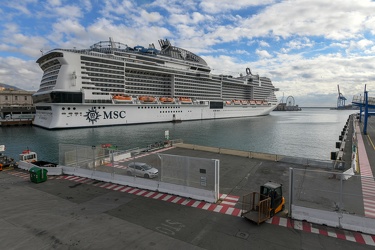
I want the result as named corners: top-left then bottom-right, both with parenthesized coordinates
top-left (85, 107), bottom-right (126, 124)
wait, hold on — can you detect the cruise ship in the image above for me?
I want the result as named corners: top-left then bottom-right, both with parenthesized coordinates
top-left (32, 38), bottom-right (278, 129)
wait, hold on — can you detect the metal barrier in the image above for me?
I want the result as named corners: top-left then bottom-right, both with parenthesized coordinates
top-left (289, 167), bottom-right (375, 234)
top-left (58, 143), bottom-right (220, 202)
top-left (176, 143), bottom-right (335, 169)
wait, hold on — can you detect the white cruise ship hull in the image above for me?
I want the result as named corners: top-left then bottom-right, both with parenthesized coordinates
top-left (33, 102), bottom-right (277, 129)
top-left (33, 38), bottom-right (279, 129)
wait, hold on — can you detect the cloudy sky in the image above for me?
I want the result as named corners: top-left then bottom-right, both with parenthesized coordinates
top-left (1, 0), bottom-right (375, 107)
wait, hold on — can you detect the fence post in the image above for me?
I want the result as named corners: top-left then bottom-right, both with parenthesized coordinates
top-left (289, 167), bottom-right (293, 217)
top-left (339, 172), bottom-right (343, 212)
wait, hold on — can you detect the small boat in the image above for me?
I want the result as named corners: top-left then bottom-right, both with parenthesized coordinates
top-left (18, 149), bottom-right (58, 171)
top-left (113, 95), bottom-right (133, 103)
top-left (19, 149), bottom-right (38, 162)
top-left (232, 100), bottom-right (241, 105)
top-left (256, 100), bottom-right (263, 105)
top-left (159, 97), bottom-right (175, 103)
top-left (241, 100), bottom-right (248, 105)
top-left (139, 96), bottom-right (156, 103)
top-left (179, 97), bottom-right (193, 104)
top-left (225, 101), bottom-right (231, 105)
top-left (249, 100), bottom-right (256, 105)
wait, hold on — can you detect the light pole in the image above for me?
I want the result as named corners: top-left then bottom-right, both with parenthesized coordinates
top-left (92, 145), bottom-right (96, 169)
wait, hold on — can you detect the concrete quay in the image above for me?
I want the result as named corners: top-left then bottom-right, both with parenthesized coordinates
top-left (1, 115), bottom-right (375, 249)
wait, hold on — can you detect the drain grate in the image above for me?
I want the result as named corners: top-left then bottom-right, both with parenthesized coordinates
top-left (236, 231), bottom-right (249, 239)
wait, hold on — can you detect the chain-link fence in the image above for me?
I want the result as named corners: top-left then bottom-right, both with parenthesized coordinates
top-left (58, 143), bottom-right (220, 200)
top-left (158, 153), bottom-right (219, 191)
top-left (290, 168), bottom-right (372, 217)
top-left (59, 144), bottom-right (133, 174)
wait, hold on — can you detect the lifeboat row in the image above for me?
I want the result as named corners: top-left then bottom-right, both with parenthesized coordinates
top-left (112, 95), bottom-right (133, 103)
top-left (227, 100), bottom-right (268, 105)
top-left (112, 95), bottom-right (193, 104)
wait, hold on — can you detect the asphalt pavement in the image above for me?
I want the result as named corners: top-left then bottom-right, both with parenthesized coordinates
top-left (1, 137), bottom-right (374, 249)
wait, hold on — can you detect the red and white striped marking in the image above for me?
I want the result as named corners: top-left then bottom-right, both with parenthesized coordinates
top-left (266, 216), bottom-right (375, 246)
top-left (6, 170), bottom-right (375, 246)
top-left (55, 174), bottom-right (243, 216)
top-left (219, 193), bottom-right (240, 206)
top-left (356, 124), bottom-right (375, 218)
top-left (49, 175), bottom-right (375, 245)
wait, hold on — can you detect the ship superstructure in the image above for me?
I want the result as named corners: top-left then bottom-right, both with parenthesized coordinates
top-left (33, 38), bottom-right (278, 129)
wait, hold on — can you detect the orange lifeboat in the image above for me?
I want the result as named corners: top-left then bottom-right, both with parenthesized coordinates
top-left (179, 97), bottom-right (193, 104)
top-left (113, 95), bottom-right (133, 103)
top-left (139, 96), bottom-right (156, 103)
top-left (232, 100), bottom-right (241, 105)
top-left (255, 100), bottom-right (263, 105)
top-left (225, 101), bottom-right (231, 105)
top-left (249, 100), bottom-right (256, 105)
top-left (159, 97), bottom-right (175, 103)
top-left (241, 100), bottom-right (248, 105)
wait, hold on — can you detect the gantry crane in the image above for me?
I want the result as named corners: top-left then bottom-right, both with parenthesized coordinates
top-left (337, 85), bottom-right (347, 108)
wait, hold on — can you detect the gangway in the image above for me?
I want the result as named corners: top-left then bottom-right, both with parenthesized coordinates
top-left (352, 85), bottom-right (375, 134)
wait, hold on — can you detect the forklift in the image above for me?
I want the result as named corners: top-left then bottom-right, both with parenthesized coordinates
top-left (241, 181), bottom-right (285, 224)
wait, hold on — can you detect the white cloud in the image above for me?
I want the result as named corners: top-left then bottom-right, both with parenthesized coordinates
top-left (4, 1), bottom-right (38, 15)
top-left (1, 0), bottom-right (375, 107)
top-left (0, 57), bottom-right (41, 90)
top-left (54, 4), bottom-right (83, 19)
top-left (240, 0), bottom-right (375, 40)
top-left (199, 0), bottom-right (274, 14)
top-left (100, 0), bottom-right (135, 17)
top-left (256, 49), bottom-right (272, 58)
top-left (346, 39), bottom-right (375, 55)
top-left (48, 0), bottom-right (62, 7)
top-left (80, 0), bottom-right (92, 11)
top-left (139, 9), bottom-right (163, 23)
top-left (259, 40), bottom-right (270, 47)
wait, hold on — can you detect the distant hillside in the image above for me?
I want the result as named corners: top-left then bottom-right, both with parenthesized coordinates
top-left (0, 83), bottom-right (22, 90)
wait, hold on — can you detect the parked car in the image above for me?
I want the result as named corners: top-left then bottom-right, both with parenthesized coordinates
top-left (127, 162), bottom-right (158, 178)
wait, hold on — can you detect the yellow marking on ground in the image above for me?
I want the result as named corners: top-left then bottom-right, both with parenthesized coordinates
top-left (367, 134), bottom-right (375, 151)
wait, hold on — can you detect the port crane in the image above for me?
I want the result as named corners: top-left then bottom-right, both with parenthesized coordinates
top-left (337, 85), bottom-right (347, 108)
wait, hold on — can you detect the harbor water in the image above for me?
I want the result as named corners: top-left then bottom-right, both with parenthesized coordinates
top-left (0, 108), bottom-right (355, 163)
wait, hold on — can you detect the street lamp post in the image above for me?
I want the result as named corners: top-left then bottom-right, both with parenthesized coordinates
top-left (92, 145), bottom-right (96, 169)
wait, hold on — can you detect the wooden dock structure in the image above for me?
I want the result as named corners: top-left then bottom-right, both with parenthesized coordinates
top-left (0, 119), bottom-right (33, 127)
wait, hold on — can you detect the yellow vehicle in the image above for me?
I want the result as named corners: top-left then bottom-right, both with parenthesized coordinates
top-left (241, 181), bottom-right (285, 224)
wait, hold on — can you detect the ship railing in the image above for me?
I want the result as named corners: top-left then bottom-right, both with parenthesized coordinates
top-left (352, 95), bottom-right (375, 106)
